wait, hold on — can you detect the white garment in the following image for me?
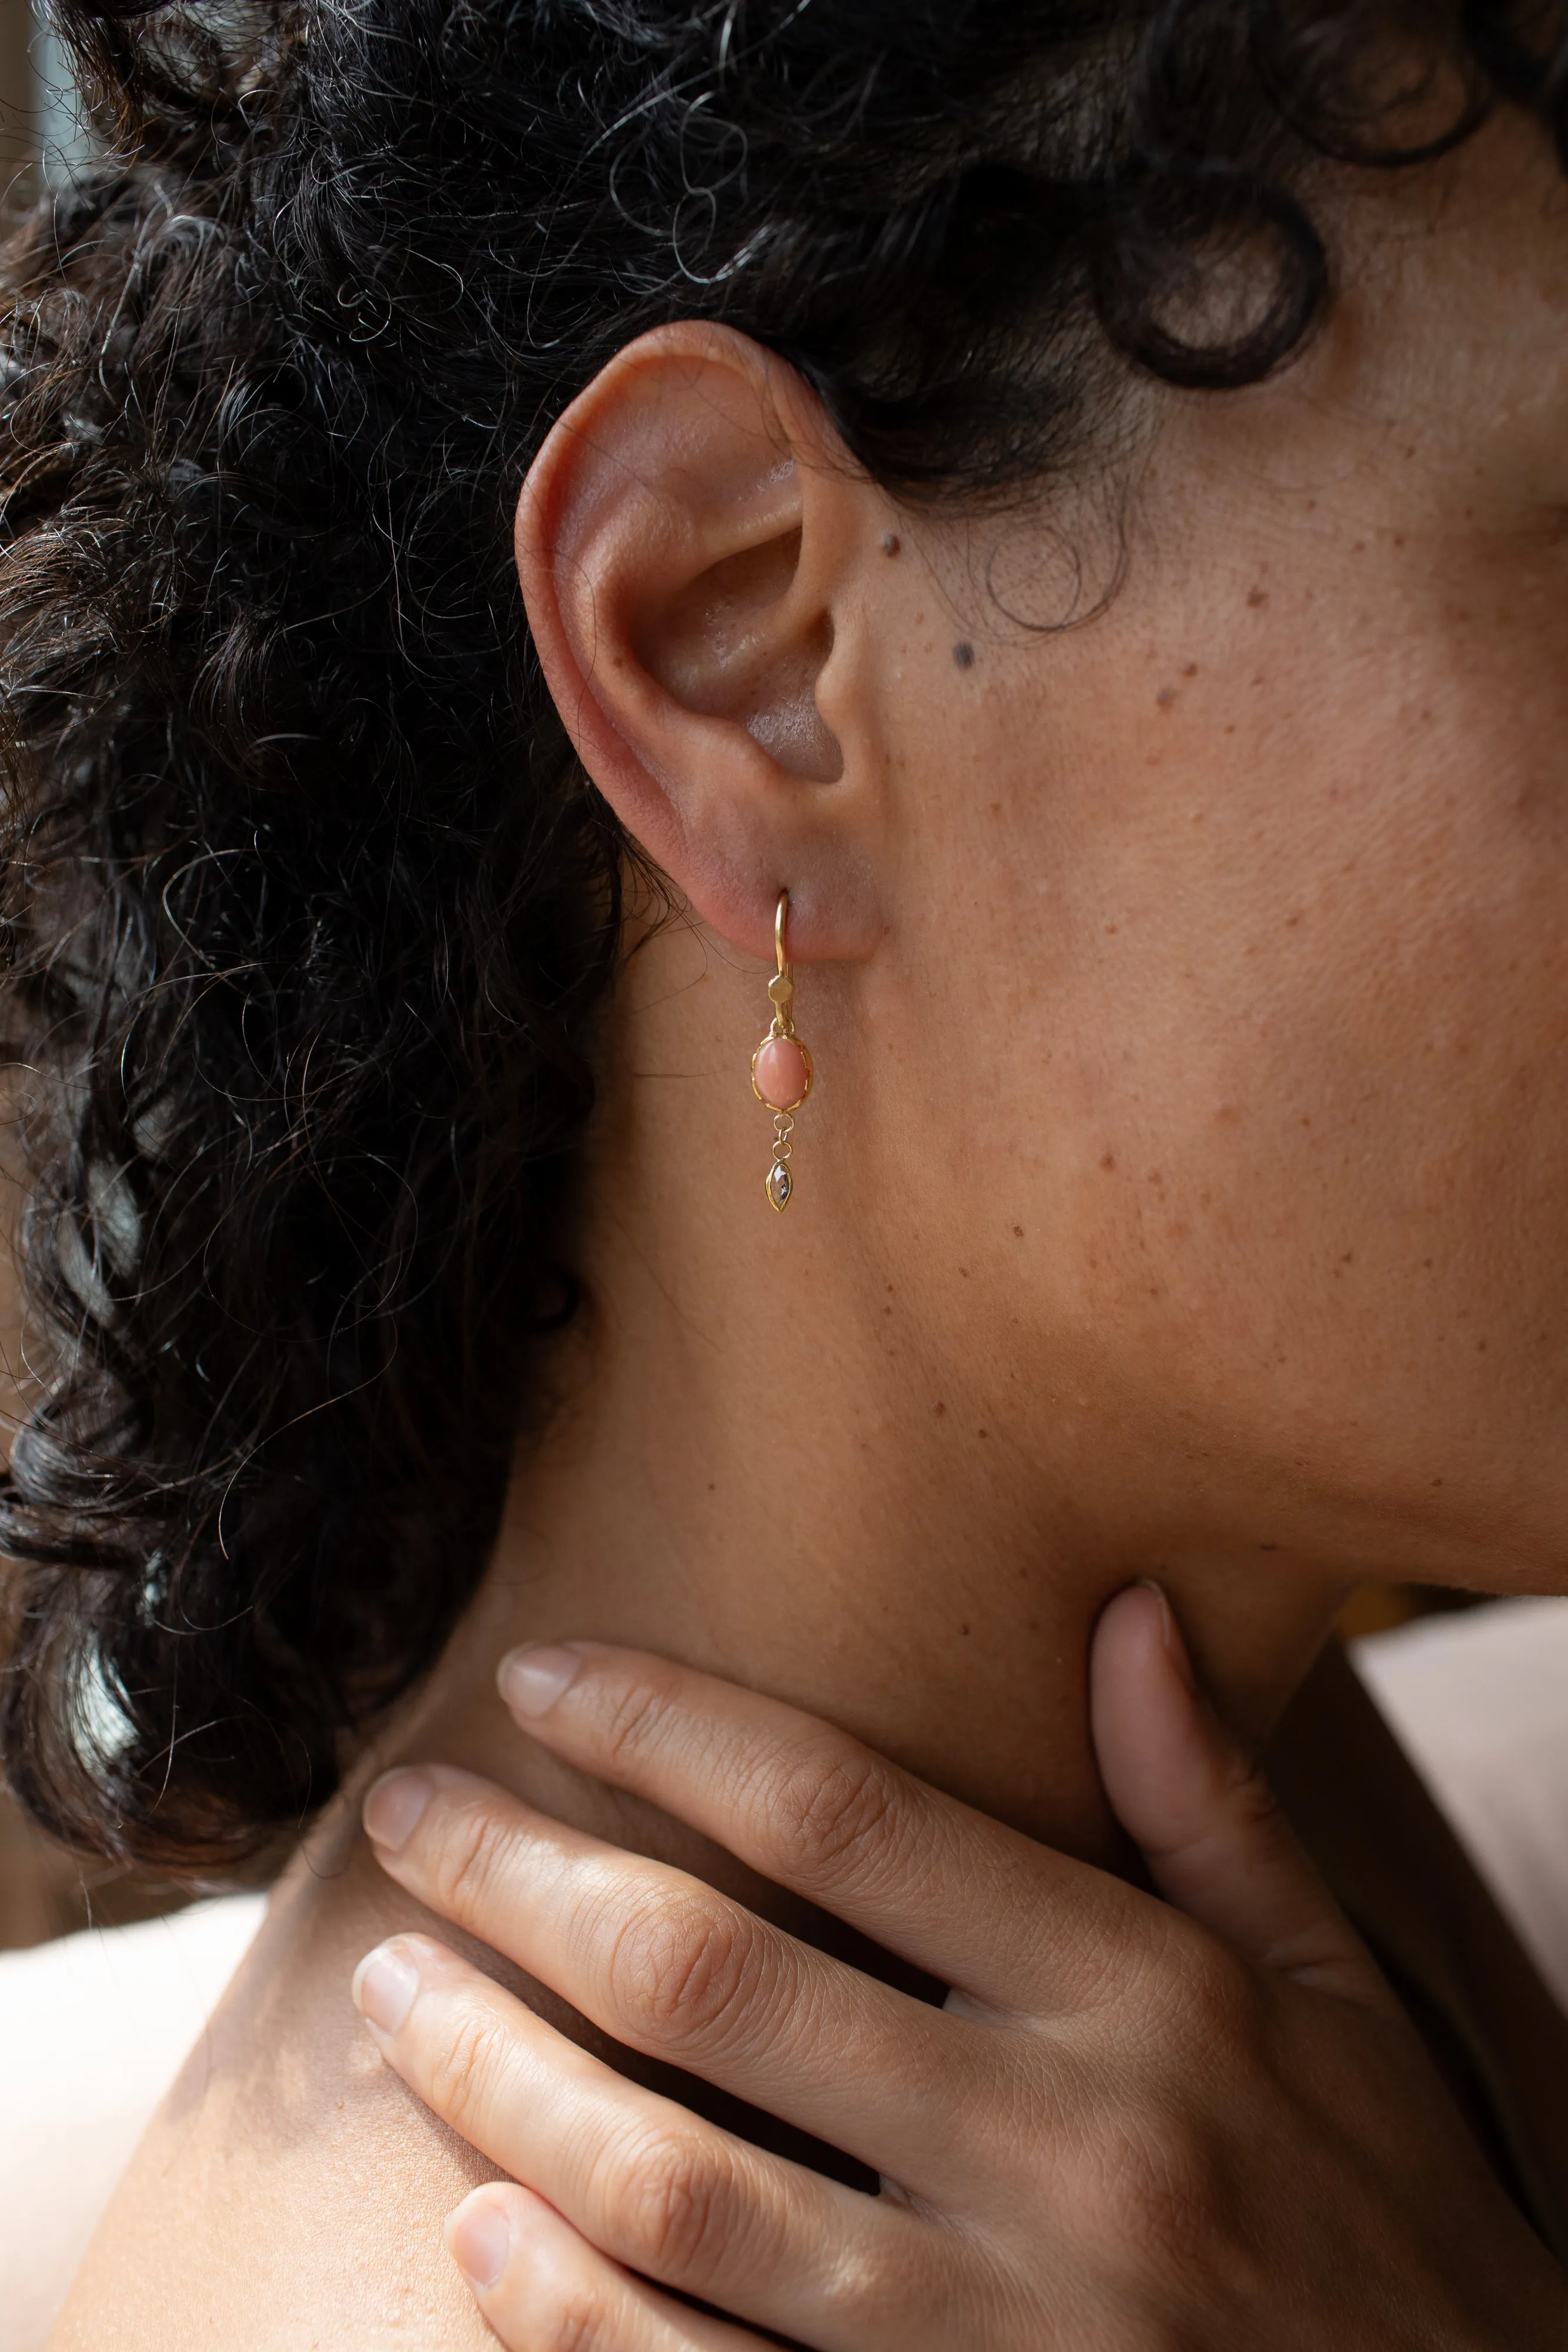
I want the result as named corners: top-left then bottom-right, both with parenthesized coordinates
top-left (1352, 1596), bottom-right (1568, 2016)
top-left (0, 1892), bottom-right (267, 2352)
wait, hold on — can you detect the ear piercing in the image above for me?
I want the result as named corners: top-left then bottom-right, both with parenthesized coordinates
top-left (751, 890), bottom-right (812, 1212)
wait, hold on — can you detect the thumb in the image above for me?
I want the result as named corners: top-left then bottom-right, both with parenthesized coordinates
top-left (1091, 1583), bottom-right (1392, 2009)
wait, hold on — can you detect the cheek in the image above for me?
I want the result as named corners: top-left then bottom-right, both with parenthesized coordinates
top-left (914, 600), bottom-right (1568, 1519)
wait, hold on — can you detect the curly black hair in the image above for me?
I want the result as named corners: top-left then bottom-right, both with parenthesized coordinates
top-left (0, 0), bottom-right (1562, 1873)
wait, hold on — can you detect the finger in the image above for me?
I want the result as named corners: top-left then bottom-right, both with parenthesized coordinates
top-left (446, 2181), bottom-right (772, 2350)
top-left (362, 1767), bottom-right (969, 2185)
top-left (487, 1639), bottom-right (1145, 2009)
top-left (353, 1930), bottom-right (927, 2348)
top-left (1090, 1583), bottom-right (1393, 2008)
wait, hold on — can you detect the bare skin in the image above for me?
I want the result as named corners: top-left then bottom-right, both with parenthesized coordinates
top-left (51, 116), bottom-right (1568, 2347)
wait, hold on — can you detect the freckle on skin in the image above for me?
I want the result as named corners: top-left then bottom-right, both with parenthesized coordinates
top-left (1247, 585), bottom-right (1269, 609)
top-left (1156, 684), bottom-right (1177, 708)
top-left (881, 531), bottom-right (901, 556)
top-left (1012, 1224), bottom-right (1024, 1238)
top-left (953, 642), bottom-right (975, 669)
top-left (1099, 1151), bottom-right (1116, 1171)
top-left (1181, 662), bottom-right (1198, 677)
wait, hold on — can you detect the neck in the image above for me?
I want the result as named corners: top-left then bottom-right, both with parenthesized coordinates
top-left (409, 919), bottom-right (1344, 1875)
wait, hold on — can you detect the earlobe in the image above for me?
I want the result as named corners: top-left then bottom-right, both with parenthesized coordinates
top-left (514, 322), bottom-right (884, 962)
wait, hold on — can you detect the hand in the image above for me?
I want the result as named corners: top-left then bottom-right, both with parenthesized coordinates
top-left (352, 1588), bottom-right (1568, 2349)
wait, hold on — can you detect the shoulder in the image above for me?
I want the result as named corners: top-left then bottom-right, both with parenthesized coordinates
top-left (47, 1846), bottom-right (502, 2351)
top-left (1, 1895), bottom-right (267, 2352)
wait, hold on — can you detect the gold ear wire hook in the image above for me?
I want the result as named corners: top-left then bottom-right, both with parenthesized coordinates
top-left (767, 890), bottom-right (795, 1037)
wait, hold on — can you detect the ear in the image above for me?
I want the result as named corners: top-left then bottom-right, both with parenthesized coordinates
top-left (515, 322), bottom-right (888, 961)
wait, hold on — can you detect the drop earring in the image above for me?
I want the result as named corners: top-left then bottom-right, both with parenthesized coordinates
top-left (751, 889), bottom-right (813, 1212)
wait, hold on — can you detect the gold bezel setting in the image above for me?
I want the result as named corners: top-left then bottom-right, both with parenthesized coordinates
top-left (751, 1035), bottom-right (814, 1114)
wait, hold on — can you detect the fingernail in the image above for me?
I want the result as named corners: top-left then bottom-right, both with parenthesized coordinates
top-left (352, 1941), bottom-right (420, 2034)
top-left (1137, 1579), bottom-right (1196, 1694)
top-left (447, 2191), bottom-right (512, 2290)
top-left (363, 1768), bottom-right (435, 1852)
top-left (498, 1643), bottom-right (584, 1719)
